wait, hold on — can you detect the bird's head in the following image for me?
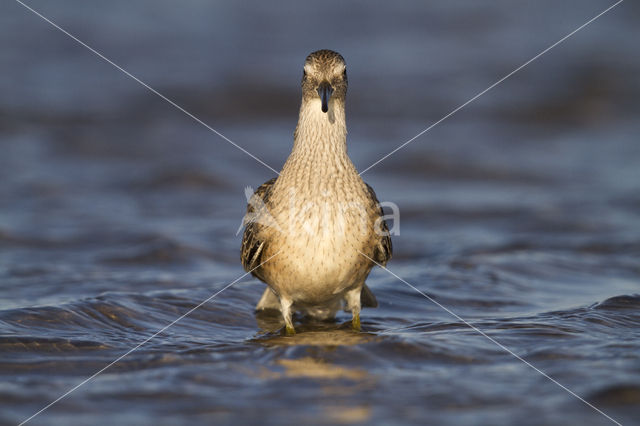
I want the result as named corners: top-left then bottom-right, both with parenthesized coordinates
top-left (302, 50), bottom-right (347, 113)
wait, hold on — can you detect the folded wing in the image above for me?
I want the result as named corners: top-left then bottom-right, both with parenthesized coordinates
top-left (241, 177), bottom-right (277, 282)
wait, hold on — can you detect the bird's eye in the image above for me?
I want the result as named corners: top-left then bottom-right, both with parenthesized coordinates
top-left (343, 69), bottom-right (347, 78)
top-left (303, 70), bottom-right (307, 78)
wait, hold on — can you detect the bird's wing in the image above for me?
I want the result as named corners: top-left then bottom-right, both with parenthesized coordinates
top-left (365, 183), bottom-right (393, 265)
top-left (241, 177), bottom-right (277, 281)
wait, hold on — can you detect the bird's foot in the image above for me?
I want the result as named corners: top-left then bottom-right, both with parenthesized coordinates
top-left (351, 313), bottom-right (361, 332)
top-left (285, 323), bottom-right (296, 336)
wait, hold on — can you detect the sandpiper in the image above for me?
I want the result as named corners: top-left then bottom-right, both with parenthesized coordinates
top-left (241, 49), bottom-right (392, 334)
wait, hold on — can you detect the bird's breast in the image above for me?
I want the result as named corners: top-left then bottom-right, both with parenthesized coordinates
top-left (262, 184), bottom-right (377, 302)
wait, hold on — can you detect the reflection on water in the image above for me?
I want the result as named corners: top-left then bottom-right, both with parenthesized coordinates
top-left (2, 0), bottom-right (640, 424)
top-left (255, 326), bottom-right (380, 347)
top-left (247, 355), bottom-right (375, 423)
top-left (274, 357), bottom-right (370, 381)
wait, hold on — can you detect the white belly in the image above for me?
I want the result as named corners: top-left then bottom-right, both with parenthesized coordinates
top-left (266, 205), bottom-right (373, 304)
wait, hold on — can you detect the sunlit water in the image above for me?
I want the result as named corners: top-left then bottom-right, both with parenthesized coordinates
top-left (1, 1), bottom-right (639, 425)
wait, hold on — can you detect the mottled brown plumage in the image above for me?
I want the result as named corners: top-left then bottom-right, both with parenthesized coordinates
top-left (240, 50), bottom-right (392, 334)
top-left (241, 177), bottom-right (276, 282)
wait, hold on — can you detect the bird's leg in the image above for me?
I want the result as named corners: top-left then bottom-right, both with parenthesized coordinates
top-left (345, 287), bottom-right (362, 331)
top-left (279, 296), bottom-right (295, 335)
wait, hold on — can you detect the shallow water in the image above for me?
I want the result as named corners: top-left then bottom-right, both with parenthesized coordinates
top-left (1, 1), bottom-right (640, 425)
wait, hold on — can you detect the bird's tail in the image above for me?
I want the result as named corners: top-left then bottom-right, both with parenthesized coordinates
top-left (360, 283), bottom-right (378, 308)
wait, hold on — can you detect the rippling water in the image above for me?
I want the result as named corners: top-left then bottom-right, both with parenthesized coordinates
top-left (2, 1), bottom-right (640, 425)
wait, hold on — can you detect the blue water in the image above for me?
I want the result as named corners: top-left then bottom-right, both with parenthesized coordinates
top-left (1, 1), bottom-right (639, 425)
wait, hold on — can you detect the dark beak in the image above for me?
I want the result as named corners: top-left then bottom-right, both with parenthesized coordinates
top-left (317, 81), bottom-right (334, 113)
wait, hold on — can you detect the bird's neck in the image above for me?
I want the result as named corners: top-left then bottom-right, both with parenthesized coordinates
top-left (275, 97), bottom-right (362, 203)
top-left (291, 98), bottom-right (347, 159)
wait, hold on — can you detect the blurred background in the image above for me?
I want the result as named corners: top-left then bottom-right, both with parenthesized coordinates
top-left (1, 1), bottom-right (639, 425)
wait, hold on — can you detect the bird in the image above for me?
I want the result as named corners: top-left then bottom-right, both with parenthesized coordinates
top-left (241, 49), bottom-right (392, 335)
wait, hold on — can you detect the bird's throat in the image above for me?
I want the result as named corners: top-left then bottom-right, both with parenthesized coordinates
top-left (292, 98), bottom-right (347, 156)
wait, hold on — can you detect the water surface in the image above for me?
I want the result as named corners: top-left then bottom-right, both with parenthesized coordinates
top-left (1, 1), bottom-right (640, 424)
